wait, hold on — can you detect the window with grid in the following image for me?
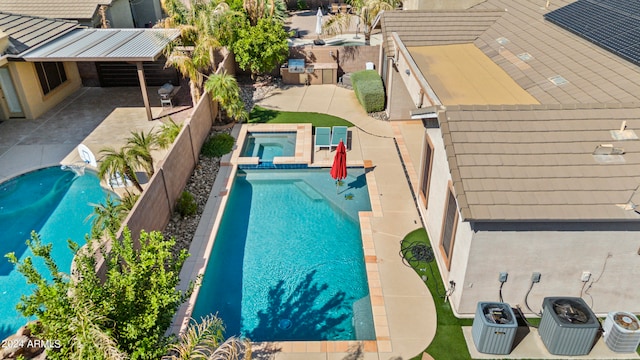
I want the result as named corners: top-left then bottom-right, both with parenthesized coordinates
top-left (419, 134), bottom-right (434, 208)
top-left (440, 184), bottom-right (458, 269)
top-left (35, 62), bottom-right (67, 95)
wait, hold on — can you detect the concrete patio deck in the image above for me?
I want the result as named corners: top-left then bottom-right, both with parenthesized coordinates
top-left (0, 86), bottom-right (191, 183)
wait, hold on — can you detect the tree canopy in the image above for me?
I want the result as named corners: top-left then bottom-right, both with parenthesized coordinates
top-left (232, 18), bottom-right (291, 77)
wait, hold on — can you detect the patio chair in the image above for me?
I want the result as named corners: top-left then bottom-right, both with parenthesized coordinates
top-left (330, 126), bottom-right (348, 149)
top-left (330, 3), bottom-right (339, 14)
top-left (315, 127), bottom-right (331, 151)
top-left (339, 3), bottom-right (350, 13)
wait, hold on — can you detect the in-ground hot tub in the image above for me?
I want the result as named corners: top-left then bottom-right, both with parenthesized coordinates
top-left (240, 132), bottom-right (296, 162)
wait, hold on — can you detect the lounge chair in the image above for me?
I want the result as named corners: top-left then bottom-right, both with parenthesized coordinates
top-left (330, 3), bottom-right (339, 14)
top-left (315, 127), bottom-right (331, 151)
top-left (330, 126), bottom-right (348, 149)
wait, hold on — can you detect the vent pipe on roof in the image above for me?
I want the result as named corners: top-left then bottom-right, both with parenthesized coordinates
top-left (593, 144), bottom-right (624, 155)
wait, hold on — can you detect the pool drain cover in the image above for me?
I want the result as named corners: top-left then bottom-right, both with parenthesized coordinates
top-left (278, 319), bottom-right (292, 330)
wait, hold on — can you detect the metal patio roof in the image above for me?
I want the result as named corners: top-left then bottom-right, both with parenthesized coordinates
top-left (21, 28), bottom-right (180, 62)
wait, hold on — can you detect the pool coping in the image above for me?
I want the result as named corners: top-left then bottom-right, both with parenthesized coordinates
top-left (231, 123), bottom-right (312, 166)
top-left (170, 123), bottom-right (389, 354)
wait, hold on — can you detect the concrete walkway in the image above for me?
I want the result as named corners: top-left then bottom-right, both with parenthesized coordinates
top-left (256, 84), bottom-right (437, 359)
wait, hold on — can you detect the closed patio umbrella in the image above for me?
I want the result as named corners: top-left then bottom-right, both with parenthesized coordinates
top-left (330, 140), bottom-right (347, 193)
top-left (316, 7), bottom-right (323, 38)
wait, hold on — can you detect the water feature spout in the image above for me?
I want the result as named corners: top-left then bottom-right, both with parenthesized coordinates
top-left (60, 162), bottom-right (86, 176)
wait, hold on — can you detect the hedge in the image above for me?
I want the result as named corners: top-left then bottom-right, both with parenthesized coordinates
top-left (351, 70), bottom-right (385, 113)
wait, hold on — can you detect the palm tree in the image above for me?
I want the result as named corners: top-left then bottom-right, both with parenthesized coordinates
top-left (98, 147), bottom-right (144, 192)
top-left (86, 195), bottom-right (128, 238)
top-left (204, 71), bottom-right (248, 123)
top-left (323, 0), bottom-right (399, 44)
top-left (126, 130), bottom-right (157, 179)
top-left (161, 0), bottom-right (226, 105)
top-left (164, 315), bottom-right (251, 360)
top-left (243, 0), bottom-right (287, 26)
top-left (67, 299), bottom-right (128, 360)
top-left (156, 117), bottom-right (184, 149)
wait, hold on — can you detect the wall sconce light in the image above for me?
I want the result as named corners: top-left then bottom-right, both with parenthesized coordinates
top-left (405, 69), bottom-right (410, 76)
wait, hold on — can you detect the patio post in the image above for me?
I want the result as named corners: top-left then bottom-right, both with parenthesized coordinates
top-left (136, 62), bottom-right (153, 121)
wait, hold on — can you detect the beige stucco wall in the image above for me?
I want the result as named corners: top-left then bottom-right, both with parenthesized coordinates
top-left (457, 229), bottom-right (640, 317)
top-left (10, 61), bottom-right (81, 119)
top-left (130, 0), bottom-right (163, 28)
top-left (417, 127), bottom-right (474, 312)
top-left (108, 0), bottom-right (135, 28)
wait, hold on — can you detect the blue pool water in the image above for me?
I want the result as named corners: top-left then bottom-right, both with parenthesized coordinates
top-left (240, 132), bottom-right (296, 162)
top-left (0, 166), bottom-right (112, 340)
top-left (193, 168), bottom-right (375, 341)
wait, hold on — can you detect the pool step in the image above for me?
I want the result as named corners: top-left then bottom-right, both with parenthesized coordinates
top-left (294, 181), bottom-right (323, 201)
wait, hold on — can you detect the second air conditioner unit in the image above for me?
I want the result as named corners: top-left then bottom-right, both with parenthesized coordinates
top-left (603, 311), bottom-right (640, 353)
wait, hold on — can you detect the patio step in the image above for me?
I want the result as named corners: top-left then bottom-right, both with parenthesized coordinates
top-left (294, 180), bottom-right (323, 201)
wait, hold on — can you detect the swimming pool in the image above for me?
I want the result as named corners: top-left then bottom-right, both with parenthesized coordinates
top-left (0, 166), bottom-right (112, 340)
top-left (240, 132), bottom-right (296, 162)
top-left (192, 168), bottom-right (375, 341)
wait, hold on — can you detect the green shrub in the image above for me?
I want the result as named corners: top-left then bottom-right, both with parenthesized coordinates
top-left (6, 229), bottom-right (191, 359)
top-left (201, 133), bottom-right (235, 158)
top-left (351, 70), bottom-right (385, 113)
top-left (297, 0), bottom-right (307, 9)
top-left (176, 191), bottom-right (197, 217)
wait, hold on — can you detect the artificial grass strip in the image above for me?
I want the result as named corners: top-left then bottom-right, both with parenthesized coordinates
top-left (249, 106), bottom-right (353, 128)
top-left (402, 228), bottom-right (473, 360)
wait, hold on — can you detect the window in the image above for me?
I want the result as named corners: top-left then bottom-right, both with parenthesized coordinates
top-left (419, 134), bottom-right (434, 208)
top-left (440, 182), bottom-right (458, 269)
top-left (35, 62), bottom-right (67, 95)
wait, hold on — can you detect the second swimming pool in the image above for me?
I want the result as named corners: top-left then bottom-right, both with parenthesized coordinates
top-left (192, 167), bottom-right (375, 341)
top-left (0, 166), bottom-right (112, 340)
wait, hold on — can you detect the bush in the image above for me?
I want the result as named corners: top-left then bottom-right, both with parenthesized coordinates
top-left (6, 229), bottom-right (191, 359)
top-left (176, 191), bottom-right (197, 217)
top-left (351, 70), bottom-right (385, 113)
top-left (201, 133), bottom-right (235, 158)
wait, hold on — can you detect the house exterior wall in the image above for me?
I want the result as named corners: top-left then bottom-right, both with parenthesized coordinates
top-left (108, 0), bottom-right (135, 28)
top-left (130, 0), bottom-right (163, 28)
top-left (456, 227), bottom-right (640, 317)
top-left (9, 61), bottom-right (81, 119)
top-left (418, 127), bottom-right (473, 311)
top-left (417, 127), bottom-right (640, 317)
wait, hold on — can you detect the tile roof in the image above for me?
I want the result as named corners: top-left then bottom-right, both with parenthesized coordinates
top-left (0, 12), bottom-right (78, 56)
top-left (383, 0), bottom-right (640, 221)
top-left (0, 0), bottom-right (110, 20)
top-left (380, 9), bottom-right (504, 57)
top-left (441, 104), bottom-right (640, 221)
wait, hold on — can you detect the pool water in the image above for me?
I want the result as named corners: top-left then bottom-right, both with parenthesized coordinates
top-left (240, 132), bottom-right (296, 162)
top-left (192, 168), bottom-right (375, 341)
top-left (0, 166), bottom-right (112, 340)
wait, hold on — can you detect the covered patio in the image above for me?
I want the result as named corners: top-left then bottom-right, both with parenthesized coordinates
top-left (21, 28), bottom-right (181, 121)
